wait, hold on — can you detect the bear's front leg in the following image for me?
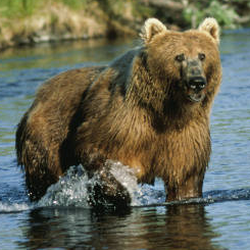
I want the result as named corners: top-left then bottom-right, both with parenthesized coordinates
top-left (88, 167), bottom-right (131, 208)
top-left (165, 171), bottom-right (205, 202)
top-left (83, 154), bottom-right (131, 208)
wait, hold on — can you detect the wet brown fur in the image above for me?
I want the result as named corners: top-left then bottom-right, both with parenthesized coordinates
top-left (16, 18), bottom-right (222, 202)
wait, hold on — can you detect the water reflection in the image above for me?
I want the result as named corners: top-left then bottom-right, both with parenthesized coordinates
top-left (19, 204), bottom-right (222, 250)
top-left (0, 38), bottom-right (134, 72)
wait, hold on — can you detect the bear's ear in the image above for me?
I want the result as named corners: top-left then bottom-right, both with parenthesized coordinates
top-left (140, 18), bottom-right (167, 43)
top-left (198, 18), bottom-right (220, 44)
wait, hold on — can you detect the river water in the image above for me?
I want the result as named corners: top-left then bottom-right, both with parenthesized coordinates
top-left (0, 30), bottom-right (250, 250)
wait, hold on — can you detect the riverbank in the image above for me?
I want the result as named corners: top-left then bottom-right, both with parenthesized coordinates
top-left (0, 1), bottom-right (136, 50)
top-left (0, 0), bottom-right (250, 51)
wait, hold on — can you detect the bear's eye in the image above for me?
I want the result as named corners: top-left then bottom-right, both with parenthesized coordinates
top-left (175, 54), bottom-right (185, 62)
top-left (199, 53), bottom-right (206, 61)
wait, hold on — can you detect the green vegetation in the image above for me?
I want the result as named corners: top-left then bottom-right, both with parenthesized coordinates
top-left (0, 0), bottom-right (249, 26)
top-left (0, 0), bottom-right (250, 50)
top-left (0, 0), bottom-right (38, 18)
top-left (0, 0), bottom-right (87, 18)
top-left (183, 0), bottom-right (241, 29)
top-left (0, 0), bottom-right (152, 19)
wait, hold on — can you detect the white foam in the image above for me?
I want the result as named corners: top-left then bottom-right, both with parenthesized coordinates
top-left (0, 201), bottom-right (31, 213)
top-left (108, 160), bottom-right (141, 206)
top-left (108, 160), bottom-right (165, 206)
top-left (38, 165), bottom-right (92, 208)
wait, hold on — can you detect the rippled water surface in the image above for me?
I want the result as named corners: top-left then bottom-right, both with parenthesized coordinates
top-left (0, 31), bottom-right (250, 250)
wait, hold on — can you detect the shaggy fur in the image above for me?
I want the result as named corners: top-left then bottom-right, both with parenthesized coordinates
top-left (16, 18), bottom-right (222, 202)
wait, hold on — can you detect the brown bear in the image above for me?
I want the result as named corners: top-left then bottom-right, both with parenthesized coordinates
top-left (16, 17), bottom-right (222, 205)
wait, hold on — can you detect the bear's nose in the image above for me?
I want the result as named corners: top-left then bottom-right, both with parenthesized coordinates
top-left (190, 67), bottom-right (202, 76)
top-left (187, 77), bottom-right (207, 92)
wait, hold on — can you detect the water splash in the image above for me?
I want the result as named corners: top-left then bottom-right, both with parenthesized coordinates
top-left (36, 162), bottom-right (250, 208)
top-left (0, 201), bottom-right (31, 213)
top-left (2, 162), bottom-right (250, 211)
top-left (108, 160), bottom-right (165, 206)
top-left (38, 165), bottom-right (92, 208)
top-left (37, 161), bottom-right (165, 208)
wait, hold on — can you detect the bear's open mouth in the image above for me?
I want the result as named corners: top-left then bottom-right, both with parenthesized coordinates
top-left (187, 92), bottom-right (205, 103)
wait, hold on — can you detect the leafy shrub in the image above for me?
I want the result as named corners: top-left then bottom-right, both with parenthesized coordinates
top-left (184, 0), bottom-right (240, 29)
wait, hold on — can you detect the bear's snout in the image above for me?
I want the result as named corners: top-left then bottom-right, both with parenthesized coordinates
top-left (187, 76), bottom-right (207, 92)
top-left (181, 59), bottom-right (207, 102)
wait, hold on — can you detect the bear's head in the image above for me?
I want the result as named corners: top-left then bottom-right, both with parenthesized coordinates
top-left (140, 18), bottom-right (221, 105)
